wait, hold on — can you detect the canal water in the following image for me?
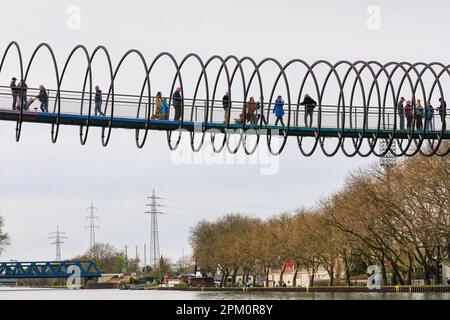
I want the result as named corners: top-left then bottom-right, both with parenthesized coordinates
top-left (0, 288), bottom-right (449, 300)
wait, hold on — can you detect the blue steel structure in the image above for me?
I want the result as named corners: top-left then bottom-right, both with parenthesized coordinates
top-left (0, 108), bottom-right (448, 141)
top-left (0, 260), bottom-right (101, 279)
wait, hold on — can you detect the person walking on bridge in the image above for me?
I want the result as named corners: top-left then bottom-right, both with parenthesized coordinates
top-left (300, 94), bottom-right (317, 127)
top-left (10, 77), bottom-right (18, 110)
top-left (246, 97), bottom-right (256, 125)
top-left (425, 101), bottom-right (434, 131)
top-left (222, 91), bottom-right (230, 124)
top-left (405, 100), bottom-right (413, 130)
top-left (273, 95), bottom-right (285, 126)
top-left (36, 85), bottom-right (49, 113)
top-left (256, 96), bottom-right (267, 125)
top-left (151, 91), bottom-right (164, 120)
top-left (172, 87), bottom-right (182, 121)
top-left (438, 98), bottom-right (447, 127)
top-left (19, 80), bottom-right (28, 110)
top-left (415, 99), bottom-right (424, 130)
top-left (162, 97), bottom-right (169, 120)
top-left (94, 85), bottom-right (105, 116)
top-left (397, 97), bottom-right (405, 130)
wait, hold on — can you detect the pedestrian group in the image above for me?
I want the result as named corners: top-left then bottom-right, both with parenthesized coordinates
top-left (8, 77), bottom-right (447, 130)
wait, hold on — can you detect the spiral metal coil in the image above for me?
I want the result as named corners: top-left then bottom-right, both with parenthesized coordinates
top-left (1, 41), bottom-right (449, 157)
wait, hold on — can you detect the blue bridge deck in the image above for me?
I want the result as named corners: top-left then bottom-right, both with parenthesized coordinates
top-left (1, 109), bottom-right (448, 140)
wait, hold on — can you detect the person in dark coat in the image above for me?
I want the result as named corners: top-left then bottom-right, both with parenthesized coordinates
top-left (94, 85), bottom-right (105, 116)
top-left (438, 98), bottom-right (447, 127)
top-left (256, 96), bottom-right (267, 125)
top-left (172, 87), bottom-right (182, 121)
top-left (222, 91), bottom-right (230, 123)
top-left (397, 97), bottom-right (405, 130)
top-left (300, 94), bottom-right (317, 127)
top-left (36, 85), bottom-right (49, 112)
top-left (19, 80), bottom-right (28, 110)
top-left (415, 99), bottom-right (424, 130)
top-left (10, 77), bottom-right (18, 110)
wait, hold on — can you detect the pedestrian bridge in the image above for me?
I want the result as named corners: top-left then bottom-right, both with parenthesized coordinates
top-left (0, 260), bottom-right (101, 279)
top-left (1, 41), bottom-right (449, 157)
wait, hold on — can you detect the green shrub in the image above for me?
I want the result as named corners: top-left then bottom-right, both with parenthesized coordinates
top-left (118, 281), bottom-right (130, 290)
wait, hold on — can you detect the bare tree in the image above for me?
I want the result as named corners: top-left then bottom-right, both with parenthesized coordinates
top-left (189, 144), bottom-right (450, 287)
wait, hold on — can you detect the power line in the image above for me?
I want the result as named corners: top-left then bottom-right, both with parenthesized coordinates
top-left (164, 198), bottom-right (282, 211)
top-left (5, 244), bottom-right (50, 255)
top-left (145, 189), bottom-right (166, 270)
top-left (85, 201), bottom-right (100, 253)
top-left (48, 225), bottom-right (68, 261)
top-left (164, 205), bottom-right (246, 215)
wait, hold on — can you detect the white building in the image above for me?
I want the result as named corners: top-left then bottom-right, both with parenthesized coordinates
top-left (267, 264), bottom-right (335, 287)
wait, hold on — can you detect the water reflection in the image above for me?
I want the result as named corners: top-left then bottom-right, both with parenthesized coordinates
top-left (0, 288), bottom-right (449, 300)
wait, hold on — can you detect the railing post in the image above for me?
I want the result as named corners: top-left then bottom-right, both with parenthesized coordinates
top-left (387, 112), bottom-right (390, 130)
top-left (151, 97), bottom-right (154, 117)
top-left (195, 102), bottom-right (198, 122)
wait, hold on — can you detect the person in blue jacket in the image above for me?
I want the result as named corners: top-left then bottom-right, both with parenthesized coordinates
top-left (425, 100), bottom-right (434, 131)
top-left (273, 95), bottom-right (285, 126)
top-left (162, 97), bottom-right (169, 120)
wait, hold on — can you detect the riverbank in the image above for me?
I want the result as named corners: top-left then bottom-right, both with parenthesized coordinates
top-left (6, 284), bottom-right (450, 294)
top-left (1, 287), bottom-right (450, 300)
top-left (154, 285), bottom-right (450, 293)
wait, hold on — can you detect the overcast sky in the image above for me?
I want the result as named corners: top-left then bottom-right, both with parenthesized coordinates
top-left (0, 0), bottom-right (448, 264)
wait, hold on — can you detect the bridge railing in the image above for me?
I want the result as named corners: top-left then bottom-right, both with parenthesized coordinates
top-left (1, 85), bottom-right (446, 133)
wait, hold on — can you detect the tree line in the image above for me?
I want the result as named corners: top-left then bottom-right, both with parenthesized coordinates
top-left (190, 147), bottom-right (450, 287)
